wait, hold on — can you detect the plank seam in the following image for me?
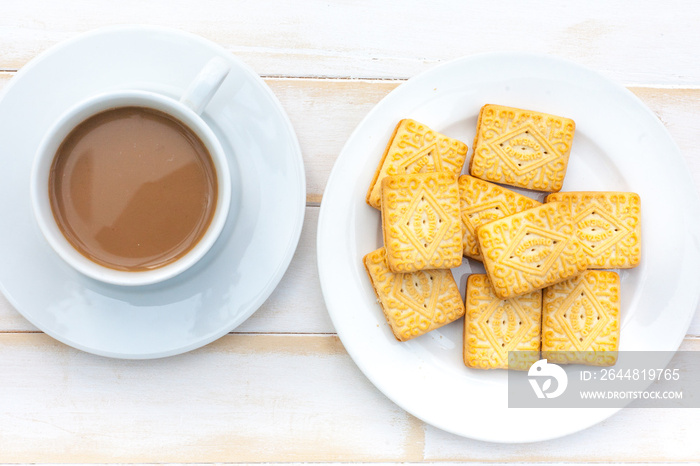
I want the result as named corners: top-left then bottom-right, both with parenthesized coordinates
top-left (0, 330), bottom-right (697, 339)
top-left (3, 70), bottom-right (700, 89)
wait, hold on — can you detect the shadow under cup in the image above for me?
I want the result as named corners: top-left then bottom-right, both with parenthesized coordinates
top-left (31, 91), bottom-right (231, 286)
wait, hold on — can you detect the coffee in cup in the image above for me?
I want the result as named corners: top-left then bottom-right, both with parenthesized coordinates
top-left (31, 57), bottom-right (232, 286)
top-left (49, 106), bottom-right (218, 271)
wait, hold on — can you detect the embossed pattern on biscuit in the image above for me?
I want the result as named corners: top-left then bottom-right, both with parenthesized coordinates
top-left (542, 270), bottom-right (620, 366)
top-left (463, 274), bottom-right (541, 370)
top-left (366, 119), bottom-right (468, 209)
top-left (546, 191), bottom-right (641, 268)
top-left (458, 175), bottom-right (541, 261)
top-left (469, 104), bottom-right (575, 192)
top-left (381, 172), bottom-right (463, 273)
top-left (363, 247), bottom-right (465, 342)
top-left (477, 201), bottom-right (589, 299)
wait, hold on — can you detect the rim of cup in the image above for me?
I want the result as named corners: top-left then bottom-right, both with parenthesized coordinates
top-left (30, 90), bottom-right (231, 286)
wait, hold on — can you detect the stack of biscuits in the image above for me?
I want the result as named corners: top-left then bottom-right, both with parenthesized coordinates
top-left (363, 106), bottom-right (641, 370)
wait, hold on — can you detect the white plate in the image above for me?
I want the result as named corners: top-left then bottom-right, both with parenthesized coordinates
top-left (0, 26), bottom-right (305, 359)
top-left (317, 52), bottom-right (700, 442)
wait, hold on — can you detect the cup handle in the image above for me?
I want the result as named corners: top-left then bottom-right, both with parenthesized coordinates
top-left (180, 56), bottom-right (231, 115)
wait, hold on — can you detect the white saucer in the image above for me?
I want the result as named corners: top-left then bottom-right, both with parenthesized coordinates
top-left (318, 52), bottom-right (700, 442)
top-left (0, 26), bottom-right (305, 359)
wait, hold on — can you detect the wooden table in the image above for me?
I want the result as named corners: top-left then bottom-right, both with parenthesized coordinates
top-left (1, 1), bottom-right (699, 462)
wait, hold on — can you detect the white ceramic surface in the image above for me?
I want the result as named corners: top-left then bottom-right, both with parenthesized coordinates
top-left (0, 26), bottom-right (305, 358)
top-left (31, 89), bottom-right (232, 286)
top-left (317, 52), bottom-right (700, 442)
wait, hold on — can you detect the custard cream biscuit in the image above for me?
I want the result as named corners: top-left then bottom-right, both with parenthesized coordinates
top-left (366, 119), bottom-right (468, 209)
top-left (363, 247), bottom-right (465, 342)
top-left (464, 274), bottom-right (541, 370)
top-left (546, 191), bottom-right (641, 268)
top-left (458, 175), bottom-right (541, 260)
top-left (476, 201), bottom-right (589, 299)
top-left (469, 104), bottom-right (575, 192)
top-left (542, 270), bottom-right (620, 366)
top-left (381, 172), bottom-right (463, 273)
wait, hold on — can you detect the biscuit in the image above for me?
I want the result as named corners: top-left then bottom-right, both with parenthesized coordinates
top-left (464, 274), bottom-right (541, 370)
top-left (469, 104), bottom-right (575, 192)
top-left (542, 271), bottom-right (620, 366)
top-left (546, 191), bottom-right (641, 268)
top-left (381, 172), bottom-right (463, 273)
top-left (458, 175), bottom-right (541, 260)
top-left (366, 119), bottom-right (468, 209)
top-left (363, 247), bottom-right (465, 342)
top-left (477, 201), bottom-right (589, 299)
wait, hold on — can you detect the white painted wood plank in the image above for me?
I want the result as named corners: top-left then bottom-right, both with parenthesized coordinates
top-left (0, 333), bottom-right (424, 463)
top-left (1, 73), bottom-right (699, 335)
top-left (265, 78), bottom-right (398, 197)
top-left (4, 464), bottom-right (687, 466)
top-left (1, 1), bottom-right (700, 85)
top-left (3, 82), bottom-right (700, 202)
top-left (0, 333), bottom-right (698, 462)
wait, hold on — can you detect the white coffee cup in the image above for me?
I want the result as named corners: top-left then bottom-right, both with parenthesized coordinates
top-left (30, 57), bottom-right (232, 286)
